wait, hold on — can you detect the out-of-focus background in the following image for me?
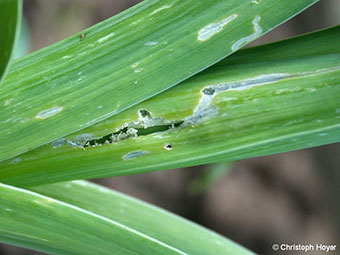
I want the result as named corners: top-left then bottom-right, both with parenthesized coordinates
top-left (2, 1), bottom-right (340, 254)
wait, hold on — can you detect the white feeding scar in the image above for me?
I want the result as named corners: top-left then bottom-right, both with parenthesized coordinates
top-left (184, 73), bottom-right (290, 126)
top-left (36, 106), bottom-right (63, 119)
top-left (198, 14), bottom-right (238, 41)
top-left (149, 5), bottom-right (172, 16)
top-left (232, 15), bottom-right (262, 51)
top-left (97, 32), bottom-right (116, 43)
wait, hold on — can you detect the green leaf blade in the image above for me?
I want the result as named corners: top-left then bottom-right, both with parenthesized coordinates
top-left (0, 182), bottom-right (193, 255)
top-left (26, 181), bottom-right (255, 255)
top-left (0, 0), bottom-right (22, 84)
top-left (0, 0), bottom-right (318, 162)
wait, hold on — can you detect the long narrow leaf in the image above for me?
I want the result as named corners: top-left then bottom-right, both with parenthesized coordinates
top-left (0, 0), bottom-right (318, 162)
top-left (1, 26), bottom-right (339, 187)
top-left (0, 0), bottom-right (21, 84)
top-left (23, 181), bottom-right (253, 255)
top-left (0, 182), bottom-right (193, 255)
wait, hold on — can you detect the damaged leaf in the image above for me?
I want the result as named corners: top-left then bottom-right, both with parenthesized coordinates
top-left (0, 0), bottom-right (318, 162)
top-left (1, 26), bottom-right (339, 186)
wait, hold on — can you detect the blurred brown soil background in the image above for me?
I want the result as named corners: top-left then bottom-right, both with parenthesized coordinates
top-left (1, 1), bottom-right (340, 254)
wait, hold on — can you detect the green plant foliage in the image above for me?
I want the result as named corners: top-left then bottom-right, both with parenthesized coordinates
top-left (0, 183), bottom-right (187, 255)
top-left (3, 1), bottom-right (340, 254)
top-left (13, 17), bottom-right (30, 59)
top-left (0, 0), bottom-right (21, 84)
top-left (1, 26), bottom-right (339, 187)
top-left (190, 163), bottom-right (232, 195)
top-left (0, 180), bottom-right (252, 255)
top-left (0, 0), bottom-right (318, 162)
